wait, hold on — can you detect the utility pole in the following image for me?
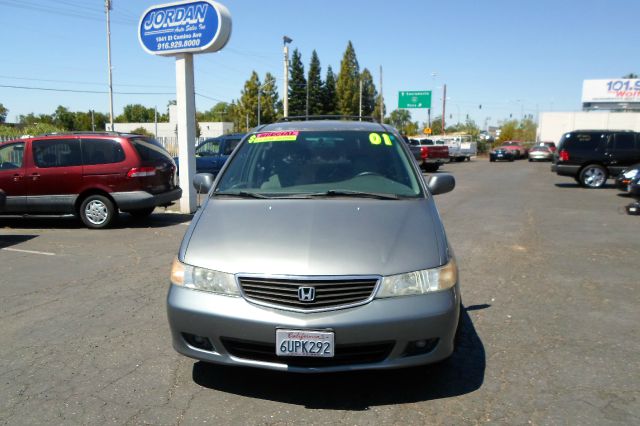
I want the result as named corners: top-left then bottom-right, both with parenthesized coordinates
top-left (283, 36), bottom-right (292, 118)
top-left (442, 84), bottom-right (447, 135)
top-left (91, 110), bottom-right (95, 131)
top-left (359, 79), bottom-right (362, 121)
top-left (305, 81), bottom-right (309, 119)
top-left (379, 65), bottom-right (383, 123)
top-left (105, 0), bottom-right (114, 131)
top-left (154, 106), bottom-right (158, 138)
top-left (257, 89), bottom-right (261, 126)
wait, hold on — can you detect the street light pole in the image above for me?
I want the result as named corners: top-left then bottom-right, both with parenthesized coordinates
top-left (105, 0), bottom-right (114, 131)
top-left (283, 36), bottom-right (292, 118)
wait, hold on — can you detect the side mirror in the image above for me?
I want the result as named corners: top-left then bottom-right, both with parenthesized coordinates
top-left (193, 173), bottom-right (214, 194)
top-left (427, 174), bottom-right (455, 195)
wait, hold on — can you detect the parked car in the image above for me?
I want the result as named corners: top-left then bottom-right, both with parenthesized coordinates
top-left (616, 163), bottom-right (640, 192)
top-left (174, 133), bottom-right (244, 176)
top-left (168, 119), bottom-right (461, 373)
top-left (539, 141), bottom-right (557, 153)
top-left (528, 145), bottom-right (553, 162)
top-left (407, 137), bottom-right (450, 172)
top-left (0, 132), bottom-right (181, 228)
top-left (489, 148), bottom-right (515, 162)
top-left (552, 130), bottom-right (640, 188)
top-left (499, 141), bottom-right (529, 159)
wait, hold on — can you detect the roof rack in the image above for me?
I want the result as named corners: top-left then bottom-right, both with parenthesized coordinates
top-left (277, 115), bottom-right (377, 123)
top-left (36, 131), bottom-right (133, 137)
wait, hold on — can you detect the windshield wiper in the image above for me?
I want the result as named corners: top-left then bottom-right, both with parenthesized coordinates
top-left (214, 191), bottom-right (270, 199)
top-left (308, 190), bottom-right (400, 200)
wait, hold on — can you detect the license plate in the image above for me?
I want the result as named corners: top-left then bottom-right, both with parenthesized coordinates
top-left (276, 329), bottom-right (334, 357)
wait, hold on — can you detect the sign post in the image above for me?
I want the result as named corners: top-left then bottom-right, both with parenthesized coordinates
top-left (139, 1), bottom-right (232, 213)
top-left (398, 91), bottom-right (432, 109)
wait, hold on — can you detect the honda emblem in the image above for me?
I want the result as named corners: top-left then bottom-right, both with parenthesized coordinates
top-left (297, 286), bottom-right (316, 302)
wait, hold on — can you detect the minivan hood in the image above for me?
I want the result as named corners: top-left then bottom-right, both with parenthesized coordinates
top-left (182, 198), bottom-right (446, 277)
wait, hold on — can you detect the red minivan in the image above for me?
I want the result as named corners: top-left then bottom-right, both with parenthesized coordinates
top-left (0, 132), bottom-right (181, 228)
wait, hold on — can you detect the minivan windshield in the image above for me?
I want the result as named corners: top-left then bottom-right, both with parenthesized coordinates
top-left (214, 130), bottom-right (423, 198)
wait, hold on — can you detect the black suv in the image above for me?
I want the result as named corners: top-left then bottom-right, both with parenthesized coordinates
top-left (552, 130), bottom-right (640, 188)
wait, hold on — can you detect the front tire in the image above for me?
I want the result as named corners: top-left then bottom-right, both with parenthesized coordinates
top-left (79, 195), bottom-right (116, 229)
top-left (579, 164), bottom-right (608, 188)
top-left (423, 163), bottom-right (440, 172)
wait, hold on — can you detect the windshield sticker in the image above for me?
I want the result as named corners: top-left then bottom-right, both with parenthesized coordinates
top-left (249, 131), bottom-right (299, 143)
top-left (369, 133), bottom-right (393, 146)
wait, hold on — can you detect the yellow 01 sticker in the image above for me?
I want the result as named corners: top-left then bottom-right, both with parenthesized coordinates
top-left (369, 133), bottom-right (393, 146)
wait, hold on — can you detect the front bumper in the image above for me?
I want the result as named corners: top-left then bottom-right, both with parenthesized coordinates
top-left (111, 188), bottom-right (182, 210)
top-left (167, 283), bottom-right (461, 373)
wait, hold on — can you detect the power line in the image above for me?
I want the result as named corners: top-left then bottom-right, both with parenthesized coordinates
top-left (0, 84), bottom-right (173, 96)
top-left (0, 0), bottom-right (136, 25)
top-left (0, 75), bottom-right (174, 89)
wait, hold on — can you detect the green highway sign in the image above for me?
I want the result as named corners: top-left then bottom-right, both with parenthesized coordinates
top-left (398, 90), bottom-right (432, 108)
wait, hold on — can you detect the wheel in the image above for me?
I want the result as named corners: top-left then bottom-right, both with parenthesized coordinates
top-left (79, 195), bottom-right (116, 229)
top-left (127, 207), bottom-right (155, 219)
top-left (528, 158), bottom-right (532, 162)
top-left (509, 158), bottom-right (514, 162)
top-left (490, 158), bottom-right (495, 162)
top-left (579, 164), bottom-right (608, 188)
top-left (423, 164), bottom-right (440, 172)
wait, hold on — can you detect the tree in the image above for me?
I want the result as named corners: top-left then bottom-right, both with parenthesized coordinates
top-left (197, 102), bottom-right (233, 122)
top-left (622, 73), bottom-right (638, 79)
top-left (385, 109), bottom-right (413, 135)
top-left (0, 103), bottom-right (8, 123)
top-left (18, 112), bottom-right (54, 126)
top-left (131, 126), bottom-right (154, 136)
top-left (322, 65), bottom-right (338, 115)
top-left (372, 94), bottom-right (386, 123)
top-left (336, 41), bottom-right (360, 116)
top-left (288, 48), bottom-right (307, 116)
top-left (235, 71), bottom-right (260, 131)
top-left (307, 50), bottom-right (324, 116)
top-left (360, 68), bottom-right (377, 118)
top-left (118, 104), bottom-right (155, 123)
top-left (53, 106), bottom-right (75, 130)
top-left (260, 72), bottom-right (280, 124)
top-left (428, 115), bottom-right (443, 135)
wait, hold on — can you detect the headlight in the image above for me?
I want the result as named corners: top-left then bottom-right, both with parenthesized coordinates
top-left (623, 169), bottom-right (638, 179)
top-left (170, 257), bottom-right (240, 296)
top-left (376, 258), bottom-right (458, 298)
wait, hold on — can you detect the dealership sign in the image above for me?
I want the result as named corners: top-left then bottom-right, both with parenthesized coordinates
top-left (138, 0), bottom-right (231, 56)
top-left (582, 79), bottom-right (640, 103)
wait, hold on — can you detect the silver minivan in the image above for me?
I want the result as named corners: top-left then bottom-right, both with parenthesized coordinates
top-left (168, 120), bottom-right (460, 372)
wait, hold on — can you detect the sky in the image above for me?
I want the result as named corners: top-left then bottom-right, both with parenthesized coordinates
top-left (0, 0), bottom-right (638, 129)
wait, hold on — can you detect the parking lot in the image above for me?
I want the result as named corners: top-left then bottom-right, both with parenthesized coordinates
top-left (1, 159), bottom-right (638, 425)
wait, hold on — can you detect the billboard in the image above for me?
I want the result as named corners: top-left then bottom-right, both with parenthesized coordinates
top-left (582, 79), bottom-right (640, 103)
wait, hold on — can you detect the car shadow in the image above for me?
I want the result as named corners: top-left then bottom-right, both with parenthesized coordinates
top-left (0, 211), bottom-right (192, 230)
top-left (0, 234), bottom-right (38, 249)
top-left (191, 305), bottom-right (486, 410)
top-left (554, 182), bottom-right (617, 189)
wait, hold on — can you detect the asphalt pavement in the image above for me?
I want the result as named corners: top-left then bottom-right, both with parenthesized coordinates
top-left (1, 159), bottom-right (638, 425)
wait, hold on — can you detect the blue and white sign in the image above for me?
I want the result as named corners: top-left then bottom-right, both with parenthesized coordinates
top-left (138, 0), bottom-right (231, 56)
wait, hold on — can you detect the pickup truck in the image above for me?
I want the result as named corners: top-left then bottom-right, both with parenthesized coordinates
top-left (406, 137), bottom-right (450, 172)
top-left (174, 133), bottom-right (245, 176)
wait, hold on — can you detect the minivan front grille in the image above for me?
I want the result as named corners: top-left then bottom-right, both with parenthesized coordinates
top-left (238, 276), bottom-right (379, 311)
top-left (220, 337), bottom-right (394, 367)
